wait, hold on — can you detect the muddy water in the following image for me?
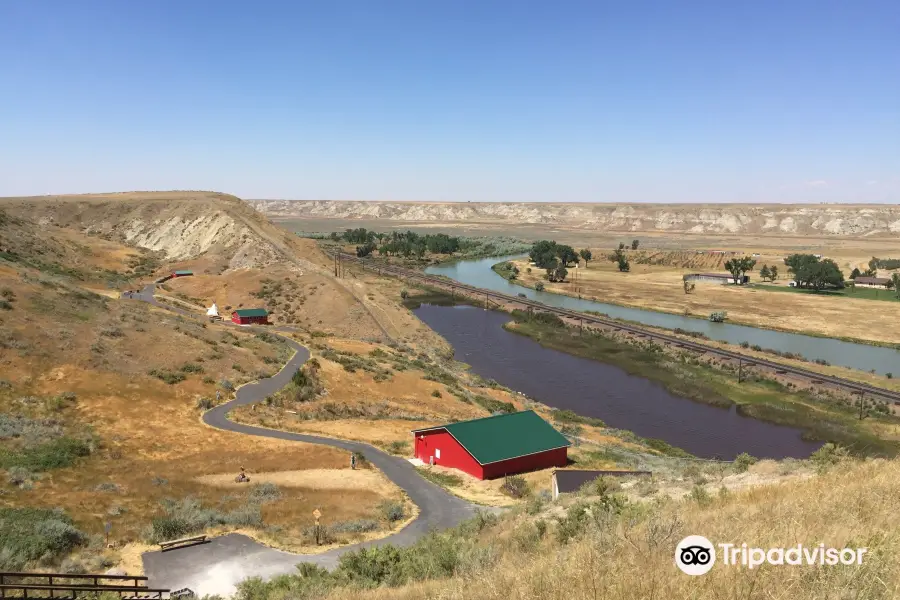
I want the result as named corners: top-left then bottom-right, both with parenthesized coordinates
top-left (414, 303), bottom-right (822, 460)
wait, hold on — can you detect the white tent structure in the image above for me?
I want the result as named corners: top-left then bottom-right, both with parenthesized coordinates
top-left (206, 302), bottom-right (219, 318)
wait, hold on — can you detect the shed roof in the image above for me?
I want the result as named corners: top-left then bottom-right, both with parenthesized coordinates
top-left (553, 469), bottom-right (652, 495)
top-left (854, 276), bottom-right (890, 285)
top-left (173, 270), bottom-right (193, 275)
top-left (412, 410), bottom-right (570, 465)
top-left (233, 308), bottom-right (269, 317)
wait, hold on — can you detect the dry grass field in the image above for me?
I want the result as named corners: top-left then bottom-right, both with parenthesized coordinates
top-left (319, 456), bottom-right (900, 600)
top-left (507, 246), bottom-right (900, 344)
top-left (0, 198), bottom-right (422, 571)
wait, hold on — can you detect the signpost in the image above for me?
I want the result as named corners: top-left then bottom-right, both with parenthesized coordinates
top-left (104, 521), bottom-right (112, 547)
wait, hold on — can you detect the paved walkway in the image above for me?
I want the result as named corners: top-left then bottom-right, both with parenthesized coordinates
top-left (129, 285), bottom-right (478, 596)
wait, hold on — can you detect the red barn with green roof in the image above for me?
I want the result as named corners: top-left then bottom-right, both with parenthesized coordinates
top-left (411, 410), bottom-right (570, 480)
top-left (231, 308), bottom-right (269, 325)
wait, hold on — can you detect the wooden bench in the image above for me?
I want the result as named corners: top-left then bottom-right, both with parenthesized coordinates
top-left (159, 535), bottom-right (208, 551)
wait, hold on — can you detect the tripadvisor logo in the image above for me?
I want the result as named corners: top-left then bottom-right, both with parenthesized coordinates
top-left (675, 536), bottom-right (868, 575)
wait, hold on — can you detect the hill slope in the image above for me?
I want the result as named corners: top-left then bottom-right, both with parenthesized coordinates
top-left (0, 191), bottom-right (305, 271)
top-left (250, 200), bottom-right (900, 238)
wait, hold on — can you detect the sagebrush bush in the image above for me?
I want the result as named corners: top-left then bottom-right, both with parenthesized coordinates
top-left (500, 475), bottom-right (530, 499)
top-left (379, 501), bottom-right (405, 523)
top-left (0, 507), bottom-right (86, 568)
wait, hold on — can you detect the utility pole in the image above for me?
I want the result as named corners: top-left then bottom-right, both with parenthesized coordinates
top-left (858, 392), bottom-right (867, 420)
top-left (737, 358), bottom-right (743, 383)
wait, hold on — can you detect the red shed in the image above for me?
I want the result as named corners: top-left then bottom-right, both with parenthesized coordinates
top-left (411, 410), bottom-right (570, 480)
top-left (231, 308), bottom-right (269, 325)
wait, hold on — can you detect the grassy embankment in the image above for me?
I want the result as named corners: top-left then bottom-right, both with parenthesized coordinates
top-left (502, 311), bottom-right (900, 458)
top-left (232, 450), bottom-right (899, 600)
top-left (749, 282), bottom-right (900, 303)
top-left (492, 256), bottom-right (900, 348)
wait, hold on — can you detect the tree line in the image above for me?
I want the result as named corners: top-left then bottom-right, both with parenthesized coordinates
top-left (335, 228), bottom-right (462, 258)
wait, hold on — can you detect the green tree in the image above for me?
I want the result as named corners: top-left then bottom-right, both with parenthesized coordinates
top-left (618, 242), bottom-right (626, 251)
top-left (579, 248), bottom-right (592, 263)
top-left (850, 267), bottom-right (861, 279)
top-left (553, 265), bottom-right (568, 282)
top-left (631, 239), bottom-right (640, 250)
top-left (724, 257), bottom-right (757, 284)
top-left (769, 265), bottom-right (778, 281)
top-left (617, 254), bottom-right (630, 272)
top-left (759, 265), bottom-right (771, 281)
top-left (804, 259), bottom-right (845, 291)
top-left (893, 274), bottom-right (900, 299)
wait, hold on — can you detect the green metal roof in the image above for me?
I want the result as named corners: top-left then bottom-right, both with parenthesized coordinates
top-left (233, 308), bottom-right (268, 317)
top-left (413, 410), bottom-right (570, 465)
top-left (173, 270), bottom-right (193, 275)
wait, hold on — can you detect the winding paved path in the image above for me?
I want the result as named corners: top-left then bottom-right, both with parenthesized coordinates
top-left (129, 285), bottom-right (478, 596)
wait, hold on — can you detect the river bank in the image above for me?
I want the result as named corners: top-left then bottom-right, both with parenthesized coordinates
top-left (491, 259), bottom-right (900, 350)
top-left (426, 256), bottom-right (900, 375)
top-left (492, 258), bottom-right (900, 350)
top-left (499, 310), bottom-right (900, 458)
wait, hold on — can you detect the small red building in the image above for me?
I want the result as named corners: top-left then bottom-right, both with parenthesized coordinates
top-left (411, 410), bottom-right (570, 480)
top-left (231, 308), bottom-right (269, 325)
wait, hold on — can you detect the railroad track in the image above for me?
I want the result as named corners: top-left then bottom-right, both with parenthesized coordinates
top-left (336, 252), bottom-right (900, 405)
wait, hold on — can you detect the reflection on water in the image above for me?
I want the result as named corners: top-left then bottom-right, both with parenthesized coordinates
top-left (414, 303), bottom-right (821, 460)
top-left (426, 255), bottom-right (900, 375)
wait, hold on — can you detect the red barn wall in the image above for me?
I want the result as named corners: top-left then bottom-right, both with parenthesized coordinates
top-left (413, 430), bottom-right (483, 479)
top-left (481, 446), bottom-right (568, 480)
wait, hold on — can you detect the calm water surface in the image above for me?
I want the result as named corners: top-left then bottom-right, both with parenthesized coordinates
top-left (414, 303), bottom-right (822, 460)
top-left (426, 256), bottom-right (900, 375)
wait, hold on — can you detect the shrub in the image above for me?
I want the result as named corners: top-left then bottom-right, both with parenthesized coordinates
top-left (6, 466), bottom-right (39, 488)
top-left (416, 468), bottom-right (463, 488)
top-left (0, 300), bottom-right (12, 311)
top-left (196, 397), bottom-right (214, 410)
top-left (248, 482), bottom-right (281, 504)
top-left (689, 485), bottom-right (712, 506)
top-left (330, 519), bottom-right (379, 534)
top-left (810, 443), bottom-right (850, 473)
top-left (219, 379), bottom-right (235, 391)
top-left (379, 501), bottom-right (405, 523)
top-left (525, 494), bottom-right (545, 515)
top-left (180, 363), bottom-right (204, 374)
top-left (0, 437), bottom-right (92, 471)
top-left (431, 389), bottom-right (442, 398)
top-left (500, 475), bottom-right (530, 499)
top-left (740, 341), bottom-right (750, 348)
top-left (94, 482), bottom-right (121, 493)
top-left (556, 501), bottom-right (591, 544)
top-left (151, 476), bottom-right (168, 486)
top-left (552, 409), bottom-right (606, 428)
top-left (0, 507), bottom-right (86, 569)
top-left (535, 282), bottom-right (545, 291)
top-left (887, 373), bottom-right (894, 379)
top-left (386, 440), bottom-right (409, 455)
top-left (709, 311), bottom-right (728, 323)
top-left (400, 289), bottom-right (409, 300)
top-left (147, 369), bottom-right (186, 385)
top-left (733, 452), bottom-right (758, 473)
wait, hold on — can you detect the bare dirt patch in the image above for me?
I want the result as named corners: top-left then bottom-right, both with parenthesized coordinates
top-left (195, 468), bottom-right (397, 495)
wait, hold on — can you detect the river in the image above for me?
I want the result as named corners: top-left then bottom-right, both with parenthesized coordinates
top-left (414, 304), bottom-right (820, 459)
top-left (426, 256), bottom-right (900, 375)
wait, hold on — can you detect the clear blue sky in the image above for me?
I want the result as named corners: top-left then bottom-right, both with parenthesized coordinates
top-left (1, 1), bottom-right (898, 202)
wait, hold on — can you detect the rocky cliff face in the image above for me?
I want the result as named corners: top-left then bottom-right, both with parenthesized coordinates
top-left (1, 192), bottom-right (297, 269)
top-left (250, 200), bottom-right (900, 237)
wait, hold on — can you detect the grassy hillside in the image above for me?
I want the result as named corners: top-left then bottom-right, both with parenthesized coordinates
top-left (233, 451), bottom-right (898, 600)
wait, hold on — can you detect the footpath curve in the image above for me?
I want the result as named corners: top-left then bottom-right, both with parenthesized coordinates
top-left (130, 285), bottom-right (477, 596)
